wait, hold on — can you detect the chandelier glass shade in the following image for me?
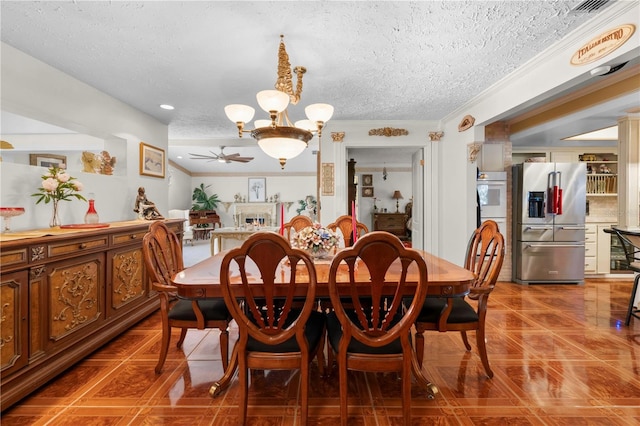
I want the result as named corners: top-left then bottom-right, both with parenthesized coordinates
top-left (224, 35), bottom-right (333, 169)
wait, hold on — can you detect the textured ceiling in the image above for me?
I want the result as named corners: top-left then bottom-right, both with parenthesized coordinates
top-left (0, 1), bottom-right (616, 173)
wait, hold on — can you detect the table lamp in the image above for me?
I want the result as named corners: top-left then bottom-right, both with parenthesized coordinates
top-left (392, 190), bottom-right (403, 212)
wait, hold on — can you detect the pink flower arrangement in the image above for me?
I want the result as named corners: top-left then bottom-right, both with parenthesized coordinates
top-left (31, 166), bottom-right (86, 204)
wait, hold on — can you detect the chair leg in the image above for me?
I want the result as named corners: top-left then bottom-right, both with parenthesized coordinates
top-left (156, 323), bottom-right (172, 374)
top-left (460, 330), bottom-right (472, 351)
top-left (219, 328), bottom-right (229, 370)
top-left (238, 360), bottom-right (248, 426)
top-left (316, 331), bottom-right (326, 377)
top-left (414, 328), bottom-right (425, 367)
top-left (626, 274), bottom-right (640, 326)
top-left (176, 328), bottom-right (188, 348)
top-left (402, 361), bottom-right (412, 426)
top-left (476, 326), bottom-right (493, 378)
top-left (300, 358), bottom-right (310, 426)
top-left (339, 352), bottom-right (349, 426)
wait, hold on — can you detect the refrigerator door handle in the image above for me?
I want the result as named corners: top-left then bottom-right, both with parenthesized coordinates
top-left (525, 226), bottom-right (553, 231)
top-left (556, 171), bottom-right (563, 215)
top-left (560, 226), bottom-right (586, 230)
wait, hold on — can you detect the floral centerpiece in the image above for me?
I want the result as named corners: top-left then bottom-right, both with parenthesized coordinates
top-left (292, 223), bottom-right (339, 259)
top-left (31, 166), bottom-right (86, 227)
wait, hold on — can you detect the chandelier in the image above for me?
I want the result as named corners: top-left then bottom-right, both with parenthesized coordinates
top-left (224, 35), bottom-right (334, 169)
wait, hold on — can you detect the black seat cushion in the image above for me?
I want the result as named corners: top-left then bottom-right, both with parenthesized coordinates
top-left (168, 298), bottom-right (230, 322)
top-left (326, 309), bottom-right (404, 355)
top-left (416, 297), bottom-right (478, 324)
top-left (246, 310), bottom-right (326, 353)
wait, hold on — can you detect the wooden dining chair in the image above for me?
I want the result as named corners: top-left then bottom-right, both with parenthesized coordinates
top-left (326, 231), bottom-right (428, 426)
top-left (283, 214), bottom-right (314, 242)
top-left (219, 231), bottom-right (326, 426)
top-left (413, 219), bottom-right (505, 378)
top-left (327, 215), bottom-right (368, 247)
top-left (142, 221), bottom-right (231, 374)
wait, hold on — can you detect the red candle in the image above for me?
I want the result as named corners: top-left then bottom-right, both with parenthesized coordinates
top-left (279, 203), bottom-right (285, 236)
top-left (351, 201), bottom-right (357, 243)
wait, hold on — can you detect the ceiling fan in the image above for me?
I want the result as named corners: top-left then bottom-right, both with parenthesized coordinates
top-left (189, 146), bottom-right (254, 164)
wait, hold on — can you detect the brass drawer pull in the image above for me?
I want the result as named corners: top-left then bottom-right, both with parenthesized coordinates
top-left (79, 243), bottom-right (87, 249)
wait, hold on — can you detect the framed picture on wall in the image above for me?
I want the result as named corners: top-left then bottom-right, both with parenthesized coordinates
top-left (139, 142), bottom-right (165, 178)
top-left (248, 177), bottom-right (266, 202)
top-left (29, 153), bottom-right (67, 168)
top-left (362, 187), bottom-right (374, 197)
top-left (362, 174), bottom-right (373, 186)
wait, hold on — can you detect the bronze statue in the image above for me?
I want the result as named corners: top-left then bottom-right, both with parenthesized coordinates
top-left (134, 187), bottom-right (164, 220)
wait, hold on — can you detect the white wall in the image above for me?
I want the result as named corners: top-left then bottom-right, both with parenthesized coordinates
top-left (184, 174), bottom-right (317, 227)
top-left (1, 43), bottom-right (169, 230)
top-left (168, 163), bottom-right (193, 210)
top-left (356, 169), bottom-right (412, 231)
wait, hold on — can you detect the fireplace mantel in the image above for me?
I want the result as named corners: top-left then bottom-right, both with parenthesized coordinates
top-left (233, 203), bottom-right (278, 227)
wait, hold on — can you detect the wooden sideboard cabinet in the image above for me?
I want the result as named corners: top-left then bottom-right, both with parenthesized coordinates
top-left (373, 213), bottom-right (408, 238)
top-left (0, 219), bottom-right (183, 411)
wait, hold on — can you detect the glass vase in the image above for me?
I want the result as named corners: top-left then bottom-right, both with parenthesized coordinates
top-left (50, 199), bottom-right (61, 227)
top-left (85, 199), bottom-right (100, 224)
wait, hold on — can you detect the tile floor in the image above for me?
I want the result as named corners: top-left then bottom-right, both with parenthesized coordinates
top-left (2, 242), bottom-right (639, 425)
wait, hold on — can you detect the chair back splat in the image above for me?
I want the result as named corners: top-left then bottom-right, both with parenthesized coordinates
top-left (327, 215), bottom-right (368, 247)
top-left (220, 231), bottom-right (326, 426)
top-left (142, 221), bottom-right (230, 374)
top-left (283, 214), bottom-right (314, 242)
top-left (326, 231), bottom-right (428, 426)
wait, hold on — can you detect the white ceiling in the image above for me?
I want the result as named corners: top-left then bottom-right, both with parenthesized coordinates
top-left (1, 1), bottom-right (636, 174)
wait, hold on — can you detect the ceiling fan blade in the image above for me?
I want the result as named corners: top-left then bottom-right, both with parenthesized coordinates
top-left (189, 153), bottom-right (218, 160)
top-left (223, 152), bottom-right (242, 158)
top-left (229, 156), bottom-right (254, 163)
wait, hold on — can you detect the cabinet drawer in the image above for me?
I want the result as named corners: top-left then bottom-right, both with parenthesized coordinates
top-left (585, 242), bottom-right (597, 257)
top-left (585, 224), bottom-right (597, 234)
top-left (584, 256), bottom-right (597, 272)
top-left (585, 232), bottom-right (598, 243)
top-left (48, 237), bottom-right (109, 258)
top-left (0, 247), bottom-right (28, 269)
top-left (111, 229), bottom-right (148, 246)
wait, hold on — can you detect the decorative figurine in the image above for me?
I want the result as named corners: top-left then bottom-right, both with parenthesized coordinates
top-left (133, 187), bottom-right (164, 220)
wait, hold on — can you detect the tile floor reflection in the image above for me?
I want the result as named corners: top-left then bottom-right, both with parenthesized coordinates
top-left (1, 278), bottom-right (639, 425)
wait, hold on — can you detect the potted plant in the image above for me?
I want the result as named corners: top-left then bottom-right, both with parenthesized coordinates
top-left (190, 184), bottom-right (221, 230)
top-left (191, 183), bottom-right (219, 211)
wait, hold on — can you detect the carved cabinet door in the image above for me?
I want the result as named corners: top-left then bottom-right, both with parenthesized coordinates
top-left (106, 245), bottom-right (146, 316)
top-left (46, 253), bottom-right (104, 348)
top-left (0, 270), bottom-right (29, 375)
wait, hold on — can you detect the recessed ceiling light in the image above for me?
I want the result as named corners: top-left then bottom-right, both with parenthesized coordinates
top-left (177, 155), bottom-right (183, 159)
top-left (160, 104), bottom-right (175, 110)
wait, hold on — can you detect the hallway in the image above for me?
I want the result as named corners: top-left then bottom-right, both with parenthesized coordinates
top-left (2, 278), bottom-right (639, 425)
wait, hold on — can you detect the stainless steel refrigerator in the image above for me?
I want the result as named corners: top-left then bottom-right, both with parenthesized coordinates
top-left (512, 162), bottom-right (586, 284)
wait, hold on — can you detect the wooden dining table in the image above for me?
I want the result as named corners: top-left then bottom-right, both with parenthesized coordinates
top-left (171, 247), bottom-right (475, 398)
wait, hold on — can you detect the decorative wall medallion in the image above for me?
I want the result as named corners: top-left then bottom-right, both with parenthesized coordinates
top-left (468, 142), bottom-right (482, 163)
top-left (458, 115), bottom-right (475, 132)
top-left (368, 127), bottom-right (409, 137)
top-left (428, 131), bottom-right (444, 141)
top-left (321, 163), bottom-right (335, 196)
top-left (31, 246), bottom-right (45, 262)
top-left (331, 132), bottom-right (345, 142)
